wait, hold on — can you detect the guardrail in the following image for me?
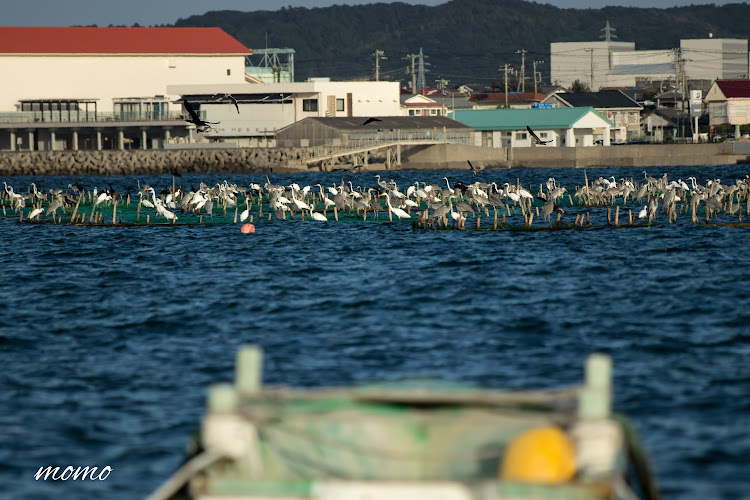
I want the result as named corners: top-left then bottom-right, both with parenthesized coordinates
top-left (0, 111), bottom-right (188, 125)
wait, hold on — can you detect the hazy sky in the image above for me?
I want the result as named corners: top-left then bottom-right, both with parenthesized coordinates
top-left (1, 0), bottom-right (744, 27)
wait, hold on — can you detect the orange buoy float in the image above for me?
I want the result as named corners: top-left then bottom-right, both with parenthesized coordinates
top-left (240, 223), bottom-right (255, 234)
top-left (500, 425), bottom-right (577, 484)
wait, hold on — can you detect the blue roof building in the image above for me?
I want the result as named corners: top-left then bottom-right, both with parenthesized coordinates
top-left (448, 107), bottom-right (614, 148)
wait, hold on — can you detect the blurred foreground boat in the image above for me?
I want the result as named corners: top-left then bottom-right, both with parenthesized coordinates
top-left (149, 346), bottom-right (659, 500)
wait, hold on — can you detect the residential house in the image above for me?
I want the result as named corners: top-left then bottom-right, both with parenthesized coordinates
top-left (401, 94), bottom-right (446, 117)
top-left (449, 107), bottom-right (614, 148)
top-left (643, 108), bottom-right (680, 142)
top-left (540, 90), bottom-right (642, 142)
top-left (704, 79), bottom-right (750, 138)
top-left (469, 92), bottom-right (548, 110)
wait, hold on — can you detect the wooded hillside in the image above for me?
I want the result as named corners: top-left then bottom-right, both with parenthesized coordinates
top-left (173, 0), bottom-right (750, 86)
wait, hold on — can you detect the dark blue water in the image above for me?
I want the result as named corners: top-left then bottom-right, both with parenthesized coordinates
top-left (2, 165), bottom-right (750, 499)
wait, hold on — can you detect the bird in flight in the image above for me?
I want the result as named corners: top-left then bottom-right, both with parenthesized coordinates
top-left (211, 93), bottom-right (239, 114)
top-left (527, 126), bottom-right (552, 145)
top-left (362, 117), bottom-right (382, 126)
top-left (467, 160), bottom-right (483, 176)
top-left (181, 100), bottom-right (220, 132)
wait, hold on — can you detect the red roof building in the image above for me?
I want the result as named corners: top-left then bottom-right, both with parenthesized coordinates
top-left (710, 79), bottom-right (750, 99)
top-left (0, 27), bottom-right (251, 55)
top-left (705, 79), bottom-right (750, 127)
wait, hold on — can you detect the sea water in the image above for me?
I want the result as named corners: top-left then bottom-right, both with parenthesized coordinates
top-left (1, 164), bottom-right (749, 499)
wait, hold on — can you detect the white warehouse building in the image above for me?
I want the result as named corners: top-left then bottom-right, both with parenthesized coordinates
top-left (168, 79), bottom-right (401, 147)
top-left (0, 26), bottom-right (251, 150)
top-left (551, 35), bottom-right (748, 90)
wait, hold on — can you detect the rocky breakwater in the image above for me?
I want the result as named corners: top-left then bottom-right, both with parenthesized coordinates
top-left (0, 147), bottom-right (312, 177)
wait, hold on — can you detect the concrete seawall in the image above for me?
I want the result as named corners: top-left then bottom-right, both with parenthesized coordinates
top-left (0, 147), bottom-right (314, 177)
top-left (405, 142), bottom-right (750, 169)
top-left (1, 143), bottom-right (748, 177)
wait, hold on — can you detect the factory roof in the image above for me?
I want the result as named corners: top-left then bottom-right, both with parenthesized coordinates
top-left (0, 27), bottom-right (251, 55)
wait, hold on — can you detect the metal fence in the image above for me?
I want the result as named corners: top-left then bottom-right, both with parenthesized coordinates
top-left (0, 111), bottom-right (188, 124)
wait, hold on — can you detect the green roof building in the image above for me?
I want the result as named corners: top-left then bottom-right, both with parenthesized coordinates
top-left (448, 107), bottom-right (614, 148)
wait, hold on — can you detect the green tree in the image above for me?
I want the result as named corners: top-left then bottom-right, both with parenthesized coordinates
top-left (570, 80), bottom-right (590, 92)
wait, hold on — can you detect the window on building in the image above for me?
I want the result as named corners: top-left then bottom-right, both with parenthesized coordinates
top-left (515, 132), bottom-right (527, 140)
top-left (409, 109), bottom-right (417, 116)
top-left (303, 99), bottom-right (318, 112)
top-left (540, 132), bottom-right (548, 138)
top-left (430, 109), bottom-right (437, 115)
top-left (336, 98), bottom-right (345, 112)
top-left (227, 69), bottom-right (231, 76)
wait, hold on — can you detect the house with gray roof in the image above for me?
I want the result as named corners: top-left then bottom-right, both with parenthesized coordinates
top-left (540, 89), bottom-right (642, 143)
top-left (449, 107), bottom-right (614, 148)
top-left (275, 116), bottom-right (473, 148)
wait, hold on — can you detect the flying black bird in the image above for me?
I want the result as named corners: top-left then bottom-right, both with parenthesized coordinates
top-left (181, 99), bottom-right (220, 132)
top-left (467, 160), bottom-right (483, 176)
top-left (211, 93), bottom-right (239, 114)
top-left (527, 126), bottom-right (553, 145)
top-left (170, 169), bottom-right (182, 178)
top-left (362, 117), bottom-right (382, 126)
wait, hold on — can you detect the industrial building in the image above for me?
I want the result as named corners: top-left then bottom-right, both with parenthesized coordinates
top-left (550, 26), bottom-right (749, 90)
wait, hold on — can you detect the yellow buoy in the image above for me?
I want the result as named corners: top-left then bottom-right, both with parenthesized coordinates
top-left (500, 425), bottom-right (576, 484)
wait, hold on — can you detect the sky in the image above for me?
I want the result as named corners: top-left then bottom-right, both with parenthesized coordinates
top-left (1, 0), bottom-right (745, 27)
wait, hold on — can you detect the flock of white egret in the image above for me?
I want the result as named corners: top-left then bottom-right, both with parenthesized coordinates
top-left (3, 170), bottom-right (750, 229)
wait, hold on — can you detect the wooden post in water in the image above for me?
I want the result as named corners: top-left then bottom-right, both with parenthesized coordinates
top-left (146, 214), bottom-right (150, 224)
top-left (70, 195), bottom-right (83, 225)
top-left (112, 202), bottom-right (117, 225)
top-left (607, 207), bottom-right (611, 225)
top-left (584, 170), bottom-right (590, 205)
top-left (233, 207), bottom-right (238, 223)
top-left (334, 206), bottom-right (338, 222)
top-left (574, 214), bottom-right (581, 226)
top-left (614, 206), bottom-right (619, 226)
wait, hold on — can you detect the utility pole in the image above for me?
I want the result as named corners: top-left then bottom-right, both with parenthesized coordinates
top-left (516, 49), bottom-right (527, 92)
top-left (584, 48), bottom-right (595, 91)
top-left (404, 53), bottom-right (418, 94)
top-left (533, 60), bottom-right (544, 94)
top-left (417, 48), bottom-right (430, 94)
top-left (499, 64), bottom-right (513, 107)
top-left (372, 49), bottom-right (387, 81)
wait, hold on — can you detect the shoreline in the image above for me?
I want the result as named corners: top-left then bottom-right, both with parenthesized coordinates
top-left (1, 142), bottom-right (748, 177)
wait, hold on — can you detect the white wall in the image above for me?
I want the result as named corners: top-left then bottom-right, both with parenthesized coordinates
top-left (550, 41), bottom-right (634, 90)
top-left (682, 39), bottom-right (749, 80)
top-left (0, 54), bottom-right (247, 112)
